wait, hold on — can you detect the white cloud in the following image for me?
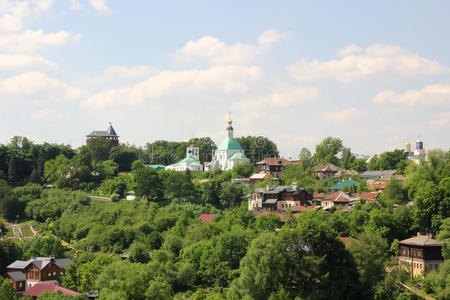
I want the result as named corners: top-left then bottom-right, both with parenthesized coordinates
top-left (238, 87), bottom-right (318, 109)
top-left (0, 54), bottom-right (58, 71)
top-left (89, 0), bottom-right (111, 14)
top-left (171, 29), bottom-right (289, 64)
top-left (429, 112), bottom-right (450, 128)
top-left (30, 108), bottom-right (71, 121)
top-left (337, 44), bottom-right (362, 57)
top-left (0, 0), bottom-right (54, 32)
top-left (288, 44), bottom-right (449, 82)
top-left (86, 65), bottom-right (158, 86)
top-left (0, 29), bottom-right (82, 53)
top-left (0, 71), bottom-right (82, 104)
top-left (319, 108), bottom-right (367, 123)
top-left (373, 84), bottom-right (450, 106)
top-left (82, 65), bottom-right (262, 109)
top-left (71, 0), bottom-right (83, 10)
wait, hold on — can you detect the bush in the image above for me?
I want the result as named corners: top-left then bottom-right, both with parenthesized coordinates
top-left (111, 193), bottom-right (120, 202)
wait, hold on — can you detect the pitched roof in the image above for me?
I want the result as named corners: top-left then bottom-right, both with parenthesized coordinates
top-left (256, 158), bottom-right (299, 166)
top-left (290, 205), bottom-right (320, 212)
top-left (313, 163), bottom-right (342, 173)
top-left (253, 184), bottom-right (308, 195)
top-left (167, 155), bottom-right (202, 167)
top-left (329, 179), bottom-right (359, 190)
top-left (199, 214), bottom-right (218, 222)
top-left (323, 191), bottom-right (357, 203)
top-left (399, 235), bottom-right (442, 247)
top-left (249, 172), bottom-right (270, 180)
top-left (7, 260), bottom-right (31, 269)
top-left (217, 138), bottom-right (244, 151)
top-left (55, 258), bottom-right (72, 268)
top-left (7, 257), bottom-right (71, 271)
top-left (356, 192), bottom-right (380, 201)
top-left (229, 152), bottom-right (247, 160)
top-left (6, 271), bottom-right (25, 282)
top-left (360, 170), bottom-right (396, 179)
top-left (86, 123), bottom-right (119, 138)
top-left (23, 284), bottom-right (79, 297)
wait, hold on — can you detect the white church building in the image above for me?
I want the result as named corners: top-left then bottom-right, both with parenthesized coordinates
top-left (405, 138), bottom-right (427, 164)
top-left (205, 116), bottom-right (248, 171)
top-left (165, 144), bottom-right (204, 172)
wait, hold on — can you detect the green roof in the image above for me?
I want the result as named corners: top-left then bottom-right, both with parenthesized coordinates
top-left (217, 138), bottom-right (244, 151)
top-left (146, 164), bottom-right (165, 170)
top-left (168, 156), bottom-right (202, 167)
top-left (229, 152), bottom-right (247, 160)
top-left (329, 179), bottom-right (359, 190)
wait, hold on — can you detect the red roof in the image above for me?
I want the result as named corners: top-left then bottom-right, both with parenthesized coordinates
top-left (290, 205), bottom-right (320, 212)
top-left (356, 192), bottom-right (379, 201)
top-left (256, 158), bottom-right (299, 166)
top-left (24, 284), bottom-right (78, 297)
top-left (199, 214), bottom-right (218, 222)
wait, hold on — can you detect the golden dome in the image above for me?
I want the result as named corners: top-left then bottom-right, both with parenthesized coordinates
top-left (227, 119), bottom-right (232, 125)
top-left (405, 142), bottom-right (411, 147)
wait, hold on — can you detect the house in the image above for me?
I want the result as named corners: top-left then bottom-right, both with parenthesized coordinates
top-left (5, 256), bottom-right (71, 293)
top-left (248, 182), bottom-right (313, 211)
top-left (205, 115), bottom-right (248, 171)
top-left (255, 158), bottom-right (299, 179)
top-left (320, 191), bottom-right (359, 210)
top-left (328, 179), bottom-right (359, 191)
top-left (366, 180), bottom-right (387, 192)
top-left (165, 145), bottom-right (203, 172)
top-left (398, 233), bottom-right (444, 277)
top-left (24, 283), bottom-right (78, 299)
top-left (356, 192), bottom-right (380, 202)
top-left (249, 172), bottom-right (271, 184)
top-left (360, 170), bottom-right (397, 180)
top-left (199, 214), bottom-right (218, 222)
top-left (86, 122), bottom-right (119, 147)
top-left (313, 163), bottom-right (342, 180)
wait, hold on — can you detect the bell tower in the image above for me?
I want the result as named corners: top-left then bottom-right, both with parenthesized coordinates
top-left (227, 112), bottom-right (234, 139)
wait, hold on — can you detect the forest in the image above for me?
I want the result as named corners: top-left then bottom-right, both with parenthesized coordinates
top-left (0, 136), bottom-right (449, 300)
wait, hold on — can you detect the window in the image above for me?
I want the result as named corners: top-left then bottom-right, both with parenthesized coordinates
top-left (29, 272), bottom-right (33, 279)
top-left (435, 264), bottom-right (439, 270)
top-left (53, 272), bottom-right (56, 275)
top-left (34, 271), bottom-right (39, 278)
top-left (19, 282), bottom-right (22, 287)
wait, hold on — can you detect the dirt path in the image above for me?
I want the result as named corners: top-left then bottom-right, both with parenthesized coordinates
top-left (400, 282), bottom-right (435, 300)
top-left (89, 195), bottom-right (111, 202)
top-left (12, 226), bottom-right (22, 238)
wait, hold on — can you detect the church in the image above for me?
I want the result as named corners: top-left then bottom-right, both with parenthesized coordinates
top-left (205, 115), bottom-right (248, 171)
top-left (165, 144), bottom-right (204, 172)
top-left (405, 137), bottom-right (427, 164)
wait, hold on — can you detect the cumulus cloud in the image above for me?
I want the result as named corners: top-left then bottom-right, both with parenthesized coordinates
top-left (288, 44), bottom-right (449, 82)
top-left (373, 84), bottom-right (450, 106)
top-left (319, 108), bottom-right (367, 123)
top-left (86, 65), bottom-right (158, 86)
top-left (0, 0), bottom-right (54, 32)
top-left (0, 29), bottom-right (82, 53)
top-left (71, 0), bottom-right (83, 10)
top-left (238, 87), bottom-right (318, 109)
top-left (0, 54), bottom-right (58, 71)
top-left (89, 0), bottom-right (111, 14)
top-left (29, 108), bottom-right (71, 121)
top-left (171, 29), bottom-right (289, 64)
top-left (0, 71), bottom-right (82, 104)
top-left (82, 65), bottom-right (262, 109)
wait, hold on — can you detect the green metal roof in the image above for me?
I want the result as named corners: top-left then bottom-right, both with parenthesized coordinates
top-left (229, 152), bottom-right (246, 160)
top-left (146, 164), bottom-right (165, 170)
top-left (217, 138), bottom-right (244, 151)
top-left (329, 179), bottom-right (359, 190)
top-left (168, 156), bottom-right (202, 167)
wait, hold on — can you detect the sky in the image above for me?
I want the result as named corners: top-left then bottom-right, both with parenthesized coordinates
top-left (0, 0), bottom-right (449, 158)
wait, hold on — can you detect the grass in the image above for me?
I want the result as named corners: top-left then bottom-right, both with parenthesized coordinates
top-left (5, 228), bottom-right (14, 237)
top-left (21, 227), bottom-right (34, 236)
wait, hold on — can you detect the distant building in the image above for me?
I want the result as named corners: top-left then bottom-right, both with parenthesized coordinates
top-left (328, 179), bottom-right (359, 191)
top-left (249, 172), bottom-right (271, 184)
top-left (5, 256), bottom-right (71, 293)
top-left (398, 234), bottom-right (444, 277)
top-left (165, 144), bottom-right (203, 172)
top-left (405, 138), bottom-right (426, 164)
top-left (23, 283), bottom-right (78, 298)
top-left (205, 115), bottom-right (248, 171)
top-left (320, 191), bottom-right (358, 210)
top-left (86, 122), bottom-right (119, 147)
top-left (255, 158), bottom-right (299, 179)
top-left (360, 170), bottom-right (397, 180)
top-left (313, 163), bottom-right (342, 180)
top-left (248, 182), bottom-right (313, 211)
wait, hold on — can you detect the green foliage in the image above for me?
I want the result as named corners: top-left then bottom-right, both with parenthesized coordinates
top-left (298, 147), bottom-right (313, 169)
top-left (18, 235), bottom-right (66, 259)
top-left (109, 144), bottom-right (138, 172)
top-left (0, 239), bottom-right (22, 274)
top-left (236, 136), bottom-right (279, 163)
top-left (314, 137), bottom-right (343, 166)
top-left (133, 167), bottom-right (163, 204)
top-left (0, 277), bottom-right (17, 300)
top-left (0, 179), bottom-right (23, 221)
top-left (87, 138), bottom-right (111, 163)
top-left (231, 161), bottom-right (255, 178)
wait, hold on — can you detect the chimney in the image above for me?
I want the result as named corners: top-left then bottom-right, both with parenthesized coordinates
top-left (291, 182), bottom-right (298, 190)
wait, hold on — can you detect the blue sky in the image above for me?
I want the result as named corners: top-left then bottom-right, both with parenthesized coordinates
top-left (1, 0), bottom-right (449, 158)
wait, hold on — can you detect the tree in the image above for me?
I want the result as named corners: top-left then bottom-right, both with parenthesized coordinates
top-left (379, 177), bottom-right (408, 206)
top-left (314, 137), bottom-right (343, 165)
top-left (236, 136), bottom-right (279, 163)
top-left (0, 180), bottom-right (22, 221)
top-left (351, 158), bottom-right (368, 172)
top-left (0, 277), bottom-right (17, 300)
top-left (86, 138), bottom-right (111, 163)
top-left (220, 182), bottom-right (244, 209)
top-left (340, 147), bottom-right (355, 169)
top-left (349, 233), bottom-right (388, 298)
top-left (134, 167), bottom-right (163, 204)
top-left (377, 149), bottom-right (408, 170)
top-left (231, 161), bottom-right (255, 178)
top-left (129, 241), bottom-right (150, 263)
top-left (298, 147), bottom-right (313, 169)
top-left (109, 144), bottom-right (138, 172)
